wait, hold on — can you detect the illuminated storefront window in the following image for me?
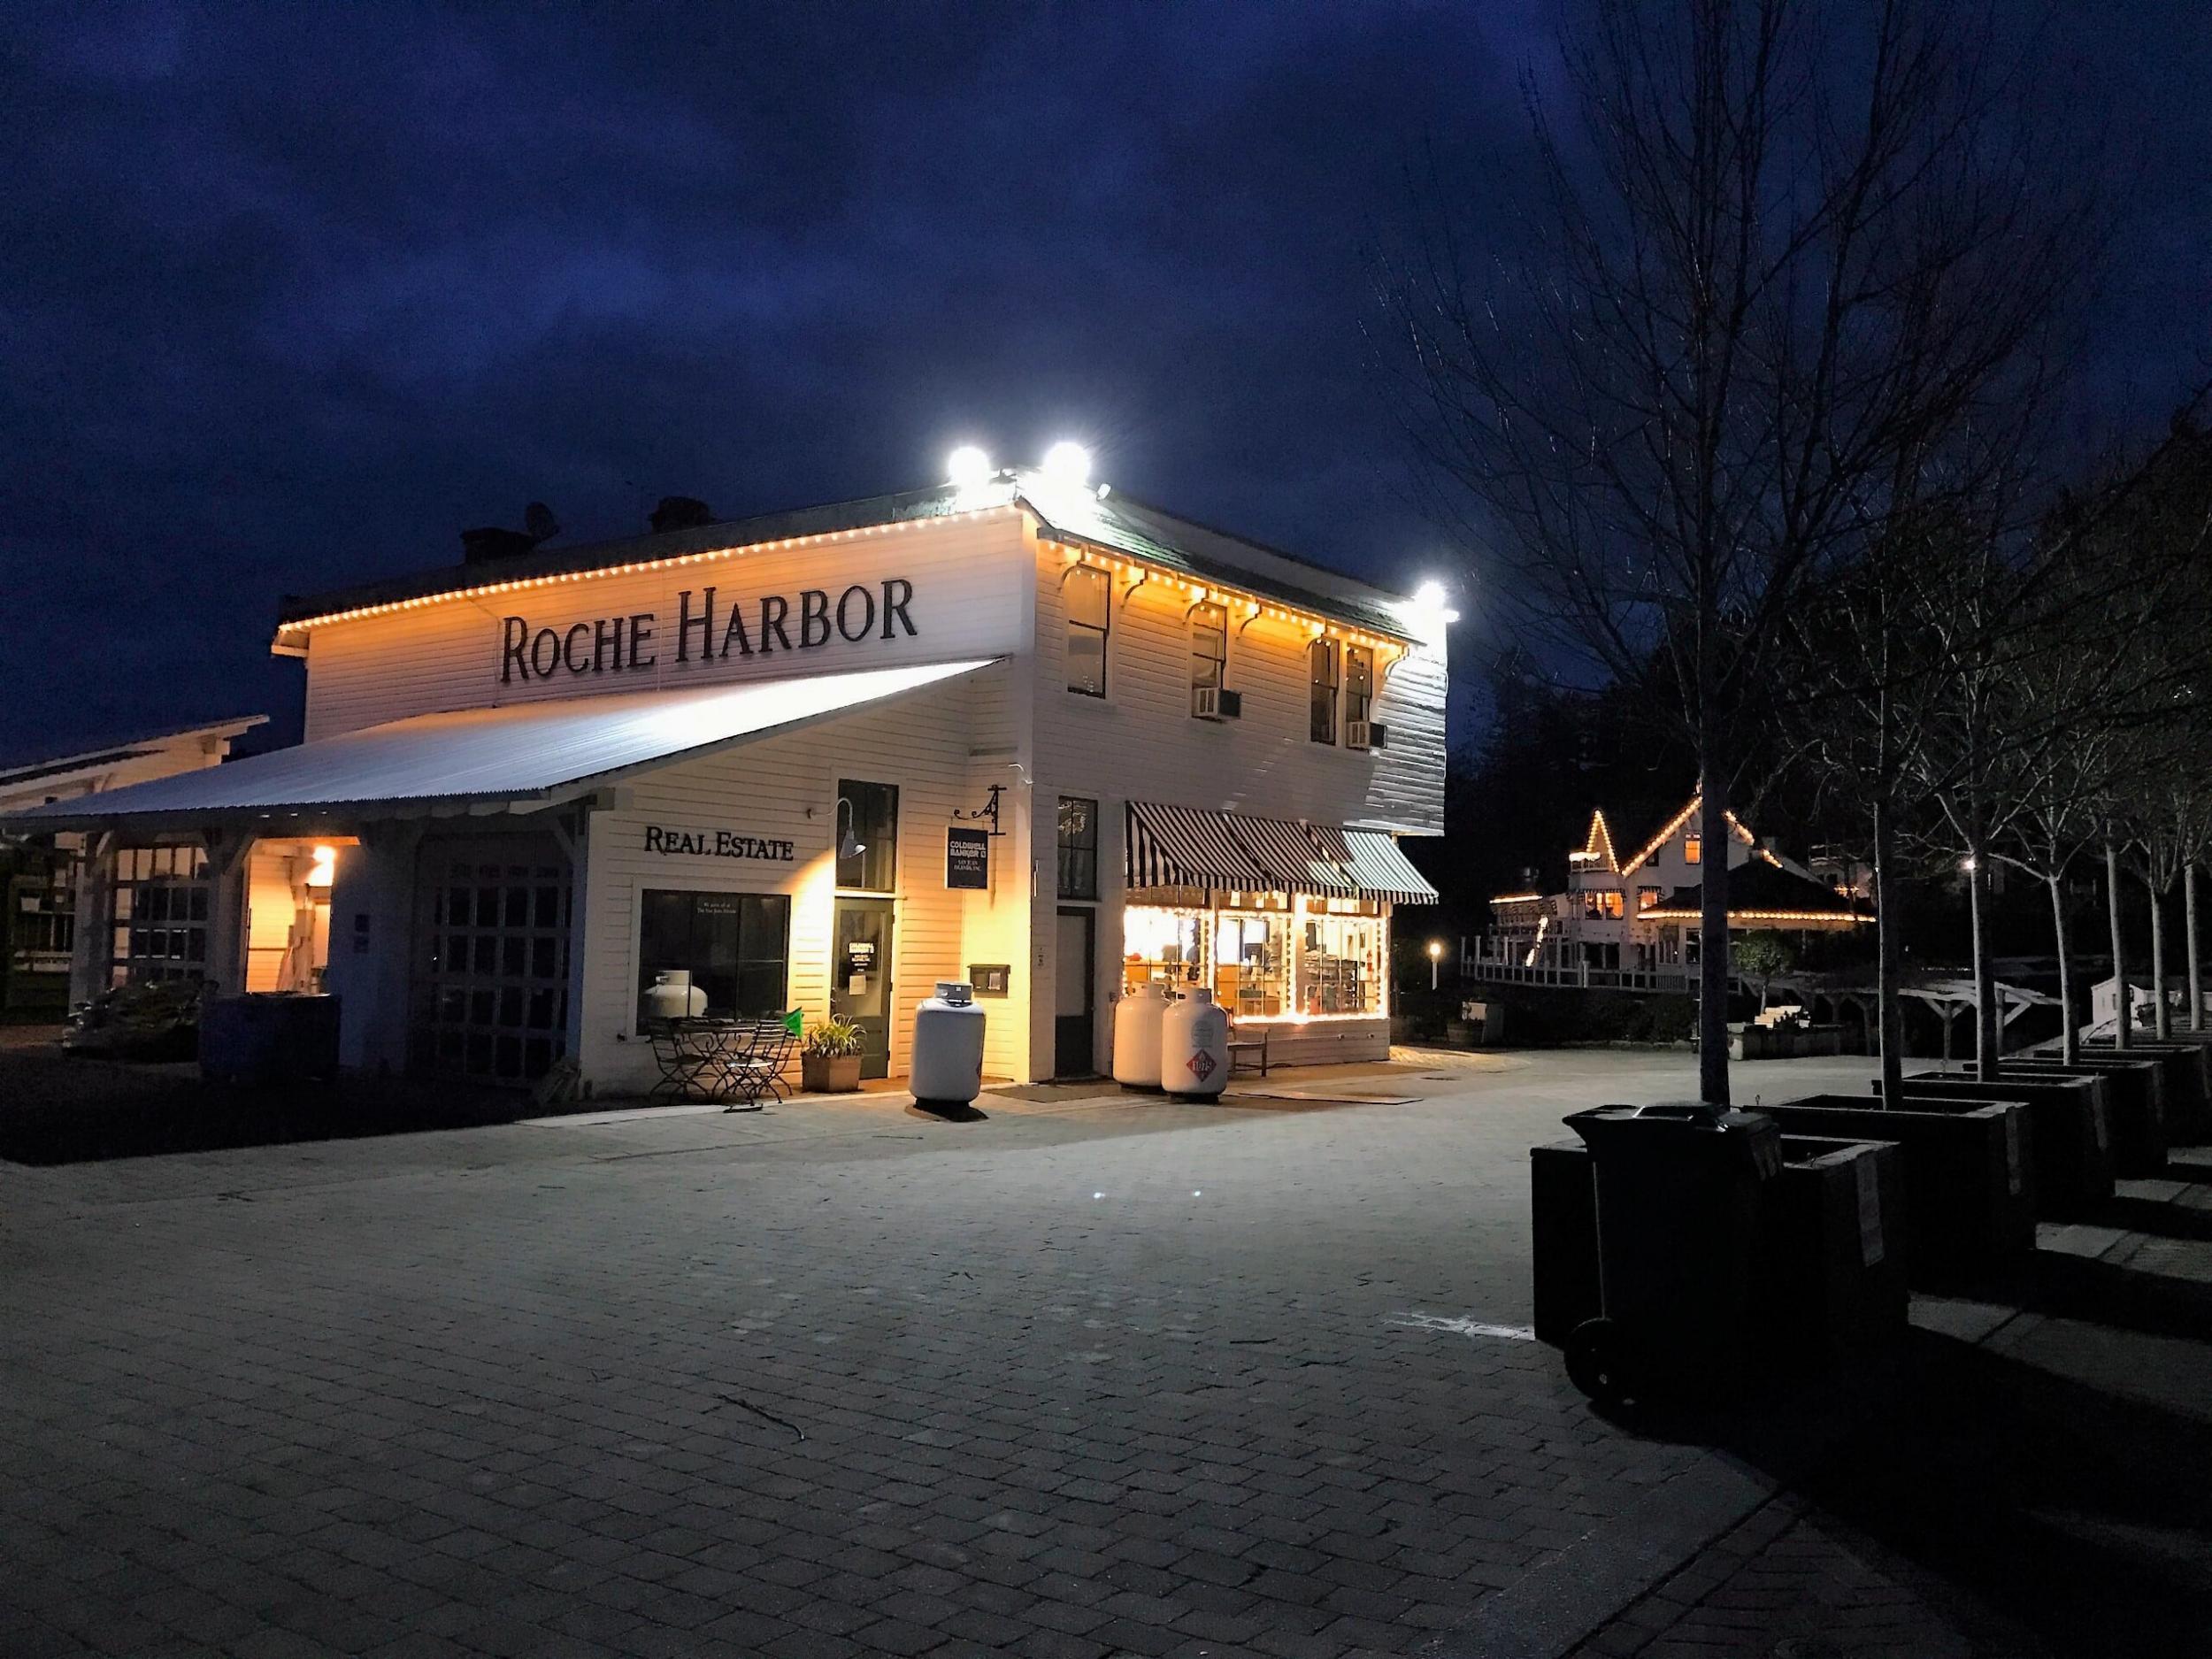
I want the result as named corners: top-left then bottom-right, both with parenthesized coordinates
top-left (1213, 895), bottom-right (1289, 1017)
top-left (1123, 901), bottom-right (1209, 994)
top-left (1124, 892), bottom-right (1385, 1020)
top-left (1298, 901), bottom-right (1382, 1016)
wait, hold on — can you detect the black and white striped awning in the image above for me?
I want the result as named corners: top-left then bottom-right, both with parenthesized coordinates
top-left (1337, 829), bottom-right (1440, 904)
top-left (1126, 801), bottom-right (1271, 890)
top-left (1125, 802), bottom-right (1438, 904)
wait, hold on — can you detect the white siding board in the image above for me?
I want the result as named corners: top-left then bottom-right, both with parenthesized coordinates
top-left (303, 512), bottom-right (1033, 740)
top-left (574, 664), bottom-right (1035, 1094)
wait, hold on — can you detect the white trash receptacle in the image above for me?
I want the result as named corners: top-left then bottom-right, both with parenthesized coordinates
top-left (1161, 988), bottom-right (1230, 1101)
top-left (1112, 982), bottom-right (1170, 1090)
top-left (910, 981), bottom-right (987, 1105)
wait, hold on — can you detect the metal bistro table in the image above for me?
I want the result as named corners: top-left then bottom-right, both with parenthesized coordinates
top-left (647, 1016), bottom-right (797, 1110)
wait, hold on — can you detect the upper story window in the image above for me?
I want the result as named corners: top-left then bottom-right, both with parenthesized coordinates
top-left (1056, 796), bottom-right (1098, 901)
top-left (1583, 890), bottom-right (1624, 920)
top-left (1190, 602), bottom-right (1226, 695)
top-left (836, 780), bottom-right (899, 891)
top-left (1344, 645), bottom-right (1374, 743)
top-left (1308, 638), bottom-right (1339, 744)
top-left (1683, 835), bottom-right (1702, 866)
top-left (1637, 886), bottom-right (1662, 911)
top-left (1065, 567), bottom-right (1110, 697)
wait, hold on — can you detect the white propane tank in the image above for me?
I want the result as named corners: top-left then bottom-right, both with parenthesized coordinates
top-left (1111, 982), bottom-right (1170, 1089)
top-left (910, 981), bottom-right (987, 1105)
top-left (642, 970), bottom-right (708, 1020)
top-left (1160, 988), bottom-right (1230, 1100)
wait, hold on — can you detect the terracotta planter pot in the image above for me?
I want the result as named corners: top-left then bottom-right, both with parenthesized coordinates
top-left (803, 1053), bottom-right (862, 1093)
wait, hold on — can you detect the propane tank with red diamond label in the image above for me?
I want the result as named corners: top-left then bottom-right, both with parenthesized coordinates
top-left (1160, 987), bottom-right (1230, 1101)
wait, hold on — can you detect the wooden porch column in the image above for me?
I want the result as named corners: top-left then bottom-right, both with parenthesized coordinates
top-left (201, 828), bottom-right (254, 995)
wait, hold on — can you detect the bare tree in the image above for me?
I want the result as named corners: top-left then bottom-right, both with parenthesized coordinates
top-left (1386, 0), bottom-right (2099, 1102)
top-left (2063, 419), bottom-right (2212, 1047)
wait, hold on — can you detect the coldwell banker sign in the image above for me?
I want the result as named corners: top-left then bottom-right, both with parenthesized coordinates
top-left (498, 580), bottom-right (919, 682)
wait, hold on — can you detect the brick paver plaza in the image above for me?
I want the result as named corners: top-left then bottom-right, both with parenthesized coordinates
top-left (4, 1050), bottom-right (2208, 1657)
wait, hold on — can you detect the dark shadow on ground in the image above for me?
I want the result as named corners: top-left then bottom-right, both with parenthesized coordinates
top-left (2093, 1193), bottom-right (2212, 1243)
top-left (0, 1048), bottom-right (538, 1164)
top-left (907, 1101), bottom-right (988, 1124)
top-left (1969, 1248), bottom-right (2212, 1344)
top-left (1607, 1308), bottom-right (2212, 1656)
top-left (1783, 1331), bottom-right (2212, 1658)
top-left (1552, 1239), bottom-right (2212, 1656)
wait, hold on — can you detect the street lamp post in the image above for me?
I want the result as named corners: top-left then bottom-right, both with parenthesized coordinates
top-left (1427, 939), bottom-right (1443, 991)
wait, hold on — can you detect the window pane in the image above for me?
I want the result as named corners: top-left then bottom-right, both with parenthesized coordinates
top-left (1067, 630), bottom-right (1106, 696)
top-left (1191, 603), bottom-right (1226, 692)
top-left (639, 889), bottom-right (791, 1024)
top-left (1065, 568), bottom-right (1110, 695)
top-left (1066, 566), bottom-right (1109, 627)
top-left (836, 780), bottom-right (899, 890)
top-left (1056, 796), bottom-right (1099, 901)
top-left (1345, 646), bottom-right (1373, 726)
top-left (1309, 640), bottom-right (1338, 743)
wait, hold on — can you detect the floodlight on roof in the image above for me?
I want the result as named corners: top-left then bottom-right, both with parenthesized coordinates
top-left (946, 445), bottom-right (992, 489)
top-left (1042, 441), bottom-right (1092, 487)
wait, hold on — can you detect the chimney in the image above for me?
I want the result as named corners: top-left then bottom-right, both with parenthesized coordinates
top-left (460, 502), bottom-right (562, 565)
top-left (649, 495), bottom-right (716, 534)
top-left (460, 526), bottom-right (541, 565)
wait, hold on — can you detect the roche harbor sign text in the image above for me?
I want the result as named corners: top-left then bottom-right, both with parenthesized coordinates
top-left (500, 579), bottom-right (918, 683)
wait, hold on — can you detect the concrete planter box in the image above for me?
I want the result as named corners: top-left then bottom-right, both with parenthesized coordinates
top-left (1764, 1095), bottom-right (2033, 1279)
top-left (2077, 1040), bottom-right (2208, 1143)
top-left (1731, 1024), bottom-right (1846, 1060)
top-left (1756, 1135), bottom-right (1911, 1371)
top-left (1528, 1129), bottom-right (1909, 1377)
top-left (1960, 1058), bottom-right (2166, 1177)
top-left (1890, 1074), bottom-right (2114, 1214)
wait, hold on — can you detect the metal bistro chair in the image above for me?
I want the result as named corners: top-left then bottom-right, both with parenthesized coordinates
top-left (646, 1017), bottom-right (735, 1103)
top-left (718, 1015), bottom-right (797, 1111)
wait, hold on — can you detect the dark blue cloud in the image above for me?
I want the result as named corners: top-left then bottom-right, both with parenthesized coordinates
top-left (0, 0), bottom-right (2200, 761)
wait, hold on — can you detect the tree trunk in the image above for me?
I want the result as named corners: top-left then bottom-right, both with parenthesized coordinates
top-left (2108, 838), bottom-right (2131, 1049)
top-left (2050, 871), bottom-right (2077, 1067)
top-left (1875, 796), bottom-right (1906, 1107)
top-left (1969, 848), bottom-right (2001, 1075)
top-left (2189, 864), bottom-right (2203, 1034)
top-left (1697, 772), bottom-right (1732, 1107)
top-left (2149, 872), bottom-right (2170, 1040)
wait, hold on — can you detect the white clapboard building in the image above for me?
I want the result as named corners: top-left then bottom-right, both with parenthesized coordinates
top-left (4, 458), bottom-right (1447, 1090)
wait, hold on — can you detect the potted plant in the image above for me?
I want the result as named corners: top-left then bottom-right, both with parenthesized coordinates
top-left (802, 1018), bottom-right (865, 1093)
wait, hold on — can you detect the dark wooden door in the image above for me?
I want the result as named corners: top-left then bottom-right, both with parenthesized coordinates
top-left (1055, 907), bottom-right (1096, 1077)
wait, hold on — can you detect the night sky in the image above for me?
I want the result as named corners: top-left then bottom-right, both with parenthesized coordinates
top-left (4, 2), bottom-right (2206, 764)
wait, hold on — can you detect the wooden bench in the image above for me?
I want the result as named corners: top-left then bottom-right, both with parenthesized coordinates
top-left (1225, 1021), bottom-right (1270, 1078)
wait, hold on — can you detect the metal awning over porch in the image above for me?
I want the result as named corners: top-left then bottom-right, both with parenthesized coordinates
top-left (1125, 801), bottom-right (1438, 905)
top-left (0, 659), bottom-right (999, 833)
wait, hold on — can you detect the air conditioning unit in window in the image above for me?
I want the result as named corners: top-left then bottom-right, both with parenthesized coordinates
top-left (1346, 719), bottom-right (1387, 751)
top-left (1192, 687), bottom-right (1241, 721)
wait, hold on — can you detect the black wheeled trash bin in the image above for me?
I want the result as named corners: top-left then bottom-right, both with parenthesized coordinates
top-left (1563, 1102), bottom-right (1783, 1406)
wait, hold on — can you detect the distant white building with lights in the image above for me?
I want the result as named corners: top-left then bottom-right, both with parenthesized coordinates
top-left (1482, 795), bottom-right (1869, 974)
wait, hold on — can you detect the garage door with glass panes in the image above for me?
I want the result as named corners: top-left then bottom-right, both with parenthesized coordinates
top-left (412, 836), bottom-right (571, 1084)
top-left (108, 843), bottom-right (211, 986)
